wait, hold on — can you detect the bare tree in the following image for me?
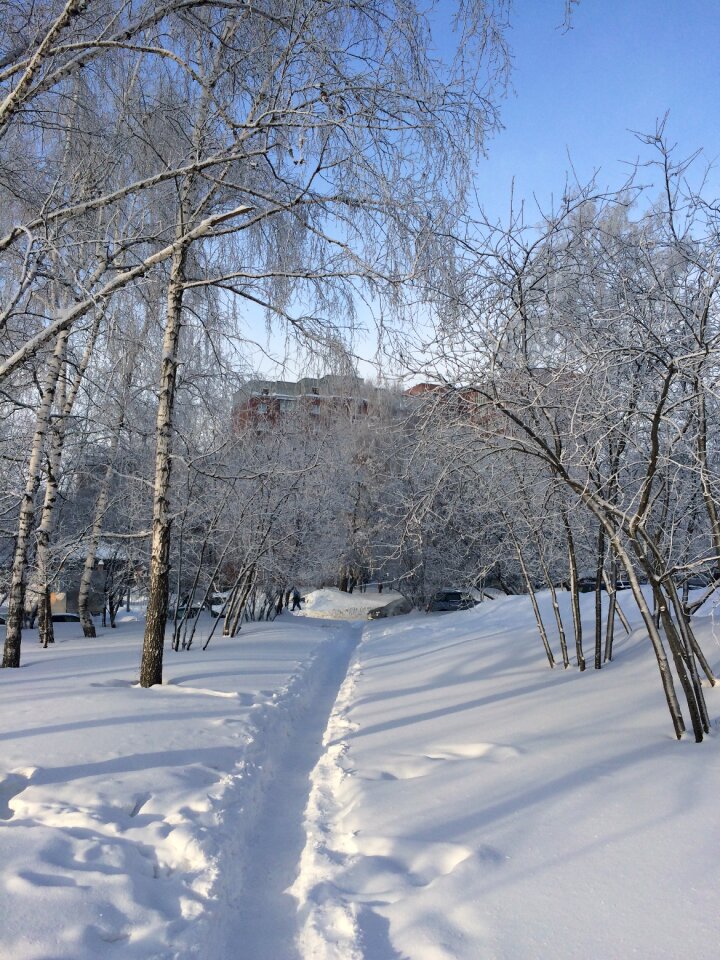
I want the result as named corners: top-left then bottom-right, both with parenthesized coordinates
top-left (414, 133), bottom-right (720, 740)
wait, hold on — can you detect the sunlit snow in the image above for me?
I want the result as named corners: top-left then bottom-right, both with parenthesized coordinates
top-left (1, 589), bottom-right (719, 959)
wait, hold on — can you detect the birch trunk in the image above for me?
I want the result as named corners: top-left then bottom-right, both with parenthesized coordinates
top-left (693, 379), bottom-right (720, 565)
top-left (34, 340), bottom-right (68, 648)
top-left (654, 587), bottom-right (707, 742)
top-left (226, 571), bottom-right (256, 638)
top-left (561, 509), bottom-right (585, 670)
top-left (139, 244), bottom-right (187, 686)
top-left (77, 452), bottom-right (117, 637)
top-left (37, 586), bottom-right (54, 648)
top-left (510, 537), bottom-right (554, 668)
top-left (537, 540), bottom-right (569, 667)
top-left (651, 536), bottom-right (716, 687)
top-left (34, 354), bottom-right (66, 648)
top-left (78, 312), bottom-right (146, 637)
top-left (604, 587), bottom-right (617, 663)
top-left (2, 332), bottom-right (69, 668)
top-left (605, 533), bottom-right (686, 739)
top-left (594, 524), bottom-right (605, 670)
top-left (566, 489), bottom-right (686, 738)
top-left (602, 569), bottom-right (632, 635)
top-left (36, 310), bottom-right (102, 642)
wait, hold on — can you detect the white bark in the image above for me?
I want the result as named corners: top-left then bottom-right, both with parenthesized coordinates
top-left (139, 244), bottom-right (187, 686)
top-left (2, 332), bottom-right (69, 667)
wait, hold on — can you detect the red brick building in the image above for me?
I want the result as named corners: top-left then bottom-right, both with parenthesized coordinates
top-left (233, 376), bottom-right (370, 431)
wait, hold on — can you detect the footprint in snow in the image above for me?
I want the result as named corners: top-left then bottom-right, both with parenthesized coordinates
top-left (359, 743), bottom-right (520, 782)
top-left (15, 869), bottom-right (89, 889)
top-left (334, 840), bottom-right (474, 901)
top-left (426, 742), bottom-right (521, 762)
top-left (126, 791), bottom-right (151, 818)
top-left (0, 770), bottom-right (34, 820)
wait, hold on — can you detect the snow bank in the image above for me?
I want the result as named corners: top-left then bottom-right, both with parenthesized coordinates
top-left (293, 590), bottom-right (720, 960)
top-left (300, 587), bottom-right (404, 620)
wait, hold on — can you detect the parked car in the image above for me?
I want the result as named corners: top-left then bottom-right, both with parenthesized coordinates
top-left (209, 592), bottom-right (230, 617)
top-left (577, 576), bottom-right (633, 593)
top-left (426, 590), bottom-right (478, 612)
top-left (683, 573), bottom-right (716, 589)
top-left (0, 610), bottom-right (82, 624)
top-left (576, 577), bottom-right (600, 593)
top-left (368, 597), bottom-right (412, 620)
top-left (180, 606), bottom-right (203, 619)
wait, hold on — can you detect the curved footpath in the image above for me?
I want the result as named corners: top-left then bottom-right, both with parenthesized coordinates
top-left (182, 619), bottom-right (363, 960)
top-left (0, 614), bottom-right (363, 960)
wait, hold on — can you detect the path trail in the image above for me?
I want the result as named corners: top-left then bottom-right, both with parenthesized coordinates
top-left (205, 620), bottom-right (362, 960)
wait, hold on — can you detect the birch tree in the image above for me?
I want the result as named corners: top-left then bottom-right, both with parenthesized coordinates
top-left (128, 0), bottom-right (510, 685)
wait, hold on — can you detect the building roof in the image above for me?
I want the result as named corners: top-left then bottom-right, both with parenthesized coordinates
top-left (238, 374), bottom-right (366, 401)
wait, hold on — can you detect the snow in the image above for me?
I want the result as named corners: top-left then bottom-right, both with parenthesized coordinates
top-left (2, 591), bottom-right (720, 959)
top-left (0, 614), bottom-right (357, 959)
top-left (300, 586), bottom-right (404, 620)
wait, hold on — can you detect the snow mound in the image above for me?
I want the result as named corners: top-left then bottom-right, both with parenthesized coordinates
top-left (300, 587), bottom-right (404, 620)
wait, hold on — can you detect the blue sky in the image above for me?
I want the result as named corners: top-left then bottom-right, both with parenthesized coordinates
top-left (251, 1), bottom-right (719, 380)
top-left (472, 0), bottom-right (719, 221)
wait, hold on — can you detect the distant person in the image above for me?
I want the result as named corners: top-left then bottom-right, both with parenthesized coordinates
top-left (291, 589), bottom-right (302, 611)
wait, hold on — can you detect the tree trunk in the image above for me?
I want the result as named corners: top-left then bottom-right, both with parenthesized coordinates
top-left (509, 533), bottom-right (554, 668)
top-left (594, 524), bottom-right (605, 670)
top-left (580, 502), bottom-right (686, 739)
top-left (604, 588), bottom-right (616, 663)
top-left (38, 586), bottom-right (55, 648)
top-left (662, 575), bottom-right (716, 686)
top-left (35, 358), bottom-right (66, 649)
top-left (694, 383), bottom-right (720, 562)
top-left (139, 244), bottom-right (187, 687)
top-left (561, 509), bottom-right (585, 670)
top-left (537, 539), bottom-right (569, 667)
top-left (654, 587), bottom-right (706, 742)
top-left (224, 566), bottom-right (256, 638)
top-left (109, 582), bottom-right (121, 627)
top-left (77, 556), bottom-right (99, 638)
top-left (2, 332), bottom-right (68, 668)
top-left (77, 455), bottom-right (118, 638)
top-left (37, 309), bottom-right (101, 646)
top-left (602, 569), bottom-right (632, 636)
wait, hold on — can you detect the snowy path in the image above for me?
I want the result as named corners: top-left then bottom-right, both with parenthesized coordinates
top-left (0, 613), bottom-right (364, 960)
top-left (189, 620), bottom-right (363, 960)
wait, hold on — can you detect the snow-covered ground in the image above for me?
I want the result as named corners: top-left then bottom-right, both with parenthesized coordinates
top-left (2, 590), bottom-right (720, 959)
top-left (0, 611), bottom-right (359, 959)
